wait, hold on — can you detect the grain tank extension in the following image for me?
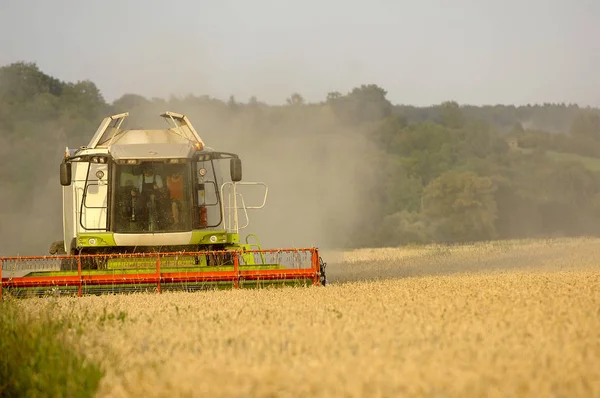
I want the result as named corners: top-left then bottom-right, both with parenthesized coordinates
top-left (1, 112), bottom-right (327, 296)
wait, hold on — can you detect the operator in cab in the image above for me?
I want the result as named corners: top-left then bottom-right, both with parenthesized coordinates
top-left (167, 170), bottom-right (184, 228)
top-left (131, 163), bottom-right (164, 230)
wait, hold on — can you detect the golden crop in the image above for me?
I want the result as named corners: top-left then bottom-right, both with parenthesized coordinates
top-left (15, 238), bottom-right (600, 397)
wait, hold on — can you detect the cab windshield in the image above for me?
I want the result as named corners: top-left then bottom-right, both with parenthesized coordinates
top-left (113, 161), bottom-right (191, 232)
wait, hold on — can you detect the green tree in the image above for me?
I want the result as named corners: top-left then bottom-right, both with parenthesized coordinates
top-left (61, 80), bottom-right (107, 121)
top-left (286, 92), bottom-right (305, 106)
top-left (227, 95), bottom-right (239, 111)
top-left (326, 91), bottom-right (342, 102)
top-left (0, 62), bottom-right (63, 105)
top-left (422, 171), bottom-right (498, 242)
top-left (439, 100), bottom-right (465, 129)
top-left (112, 93), bottom-right (150, 112)
top-left (570, 109), bottom-right (600, 142)
top-left (378, 210), bottom-right (433, 246)
top-left (330, 84), bottom-right (392, 125)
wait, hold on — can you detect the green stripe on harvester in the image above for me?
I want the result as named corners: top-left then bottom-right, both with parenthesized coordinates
top-left (26, 264), bottom-right (286, 277)
top-left (107, 256), bottom-right (199, 268)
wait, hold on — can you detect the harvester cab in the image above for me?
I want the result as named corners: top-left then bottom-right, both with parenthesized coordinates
top-left (1, 112), bottom-right (327, 297)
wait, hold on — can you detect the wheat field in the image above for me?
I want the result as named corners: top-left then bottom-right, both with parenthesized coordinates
top-left (13, 238), bottom-right (600, 397)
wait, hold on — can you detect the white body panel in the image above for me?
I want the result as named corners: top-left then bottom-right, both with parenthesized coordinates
top-left (113, 232), bottom-right (192, 246)
top-left (62, 183), bottom-right (76, 252)
top-left (80, 162), bottom-right (109, 230)
top-left (63, 149), bottom-right (111, 251)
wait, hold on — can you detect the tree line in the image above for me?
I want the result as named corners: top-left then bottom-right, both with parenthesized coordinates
top-left (2, 61), bottom-right (600, 254)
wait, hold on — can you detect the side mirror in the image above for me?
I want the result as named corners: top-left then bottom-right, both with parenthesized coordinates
top-left (60, 162), bottom-right (72, 186)
top-left (230, 157), bottom-right (242, 182)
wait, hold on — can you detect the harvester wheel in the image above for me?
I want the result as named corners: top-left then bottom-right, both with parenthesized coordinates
top-left (206, 251), bottom-right (235, 267)
top-left (49, 241), bottom-right (67, 255)
top-left (319, 257), bottom-right (328, 286)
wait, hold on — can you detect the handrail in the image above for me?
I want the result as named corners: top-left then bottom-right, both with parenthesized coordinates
top-left (220, 182), bottom-right (268, 234)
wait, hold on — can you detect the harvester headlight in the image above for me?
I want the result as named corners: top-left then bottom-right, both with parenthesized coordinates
top-left (126, 159), bottom-right (137, 164)
top-left (199, 168), bottom-right (207, 176)
top-left (91, 156), bottom-right (99, 163)
top-left (96, 170), bottom-right (105, 179)
top-left (209, 235), bottom-right (217, 243)
top-left (99, 157), bottom-right (106, 164)
top-left (88, 238), bottom-right (97, 245)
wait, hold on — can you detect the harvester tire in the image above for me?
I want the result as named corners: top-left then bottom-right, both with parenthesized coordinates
top-left (206, 251), bottom-right (235, 267)
top-left (319, 257), bottom-right (328, 286)
top-left (49, 241), bottom-right (67, 255)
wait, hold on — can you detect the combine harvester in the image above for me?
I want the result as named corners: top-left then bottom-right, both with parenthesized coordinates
top-left (1, 112), bottom-right (327, 297)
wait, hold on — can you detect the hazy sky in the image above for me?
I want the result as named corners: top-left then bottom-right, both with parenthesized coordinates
top-left (1, 0), bottom-right (599, 106)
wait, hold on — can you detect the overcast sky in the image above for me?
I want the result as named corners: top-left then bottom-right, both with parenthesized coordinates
top-left (1, 0), bottom-right (599, 106)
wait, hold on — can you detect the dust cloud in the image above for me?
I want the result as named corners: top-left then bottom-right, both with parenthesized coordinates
top-left (0, 176), bottom-right (63, 256)
top-left (124, 101), bottom-right (381, 251)
top-left (211, 120), bottom-right (379, 251)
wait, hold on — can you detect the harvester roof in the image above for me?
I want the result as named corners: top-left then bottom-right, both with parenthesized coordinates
top-left (86, 112), bottom-right (205, 156)
top-left (110, 142), bottom-right (197, 160)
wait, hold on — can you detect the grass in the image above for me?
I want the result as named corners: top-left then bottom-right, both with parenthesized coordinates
top-left (0, 298), bottom-right (104, 398)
